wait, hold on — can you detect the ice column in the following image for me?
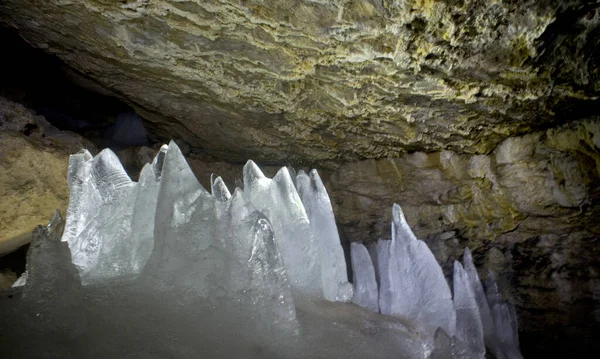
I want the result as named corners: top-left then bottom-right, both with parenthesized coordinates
top-left (485, 273), bottom-right (524, 359)
top-left (61, 148), bottom-right (160, 284)
top-left (296, 169), bottom-right (353, 302)
top-left (370, 239), bottom-right (392, 315)
top-left (350, 242), bottom-right (379, 312)
top-left (141, 142), bottom-right (297, 326)
top-left (453, 261), bottom-right (485, 357)
top-left (387, 204), bottom-right (456, 334)
top-left (243, 161), bottom-right (323, 296)
top-left (462, 249), bottom-right (495, 344)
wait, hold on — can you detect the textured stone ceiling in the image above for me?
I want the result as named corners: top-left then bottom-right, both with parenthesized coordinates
top-left (1, 0), bottom-right (599, 164)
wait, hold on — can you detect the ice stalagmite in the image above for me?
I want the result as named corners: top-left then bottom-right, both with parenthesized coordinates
top-left (141, 143), bottom-right (297, 327)
top-left (350, 242), bottom-right (379, 312)
top-left (61, 149), bottom-right (97, 245)
top-left (453, 261), bottom-right (485, 357)
top-left (62, 148), bottom-right (159, 284)
top-left (387, 204), bottom-right (456, 334)
top-left (485, 272), bottom-right (524, 359)
top-left (6, 141), bottom-right (529, 359)
top-left (296, 169), bottom-right (353, 301)
top-left (371, 239), bottom-right (392, 315)
top-left (462, 249), bottom-right (495, 345)
top-left (243, 161), bottom-right (322, 296)
top-left (211, 175), bottom-right (232, 202)
top-left (24, 210), bottom-right (81, 302)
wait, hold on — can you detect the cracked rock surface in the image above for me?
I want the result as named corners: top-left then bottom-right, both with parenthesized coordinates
top-left (1, 0), bottom-right (599, 163)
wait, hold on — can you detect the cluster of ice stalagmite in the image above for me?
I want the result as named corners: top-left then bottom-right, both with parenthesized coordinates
top-left (7, 142), bottom-right (525, 358)
top-left (351, 206), bottom-right (524, 359)
top-left (59, 141), bottom-right (352, 305)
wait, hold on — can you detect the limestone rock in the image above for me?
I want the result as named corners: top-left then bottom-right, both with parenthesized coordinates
top-left (0, 97), bottom-right (95, 256)
top-left (0, 1), bottom-right (599, 162)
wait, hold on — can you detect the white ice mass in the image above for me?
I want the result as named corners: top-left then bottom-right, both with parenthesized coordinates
top-left (0, 142), bottom-right (524, 359)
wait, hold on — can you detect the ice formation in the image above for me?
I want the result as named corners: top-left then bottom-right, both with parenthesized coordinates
top-left (296, 169), bottom-right (353, 301)
top-left (350, 242), bottom-right (379, 312)
top-left (0, 142), bottom-right (525, 359)
top-left (387, 204), bottom-right (456, 335)
top-left (453, 261), bottom-right (485, 356)
top-left (485, 272), bottom-right (524, 359)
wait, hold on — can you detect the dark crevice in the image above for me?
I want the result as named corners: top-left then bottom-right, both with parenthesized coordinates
top-left (0, 25), bottom-right (146, 149)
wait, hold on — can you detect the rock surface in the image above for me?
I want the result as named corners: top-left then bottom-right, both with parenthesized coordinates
top-left (0, 97), bottom-right (95, 256)
top-left (1, 0), bottom-right (599, 163)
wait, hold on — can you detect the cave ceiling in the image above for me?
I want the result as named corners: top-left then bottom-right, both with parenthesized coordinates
top-left (1, 0), bottom-right (599, 164)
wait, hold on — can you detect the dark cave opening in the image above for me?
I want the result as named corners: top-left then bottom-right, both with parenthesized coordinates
top-left (0, 25), bottom-right (150, 150)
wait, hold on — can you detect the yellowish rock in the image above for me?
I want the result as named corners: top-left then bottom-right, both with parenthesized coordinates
top-left (0, 98), bottom-right (95, 255)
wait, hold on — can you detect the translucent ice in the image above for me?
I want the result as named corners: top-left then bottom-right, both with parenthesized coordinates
top-left (140, 142), bottom-right (298, 329)
top-left (387, 204), bottom-right (456, 334)
top-left (350, 242), bottom-right (379, 312)
top-left (462, 249), bottom-right (495, 345)
top-left (0, 142), bottom-right (528, 359)
top-left (211, 174), bottom-right (232, 202)
top-left (296, 169), bottom-right (352, 301)
top-left (243, 161), bottom-right (323, 296)
top-left (453, 261), bottom-right (485, 357)
top-left (485, 272), bottom-right (524, 359)
top-left (370, 239), bottom-right (392, 315)
top-left (61, 148), bottom-right (159, 284)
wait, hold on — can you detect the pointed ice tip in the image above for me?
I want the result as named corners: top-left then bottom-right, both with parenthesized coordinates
top-left (273, 167), bottom-right (299, 194)
top-left (392, 203), bottom-right (403, 223)
top-left (463, 247), bottom-right (473, 263)
top-left (47, 209), bottom-right (63, 234)
top-left (286, 165), bottom-right (297, 181)
top-left (454, 260), bottom-right (465, 275)
top-left (92, 148), bottom-right (132, 183)
top-left (74, 149), bottom-right (93, 161)
top-left (210, 173), bottom-right (216, 187)
top-left (212, 176), bottom-right (231, 201)
top-left (243, 160), bottom-right (266, 182)
top-left (273, 166), bottom-right (292, 183)
top-left (152, 145), bottom-right (169, 180)
top-left (231, 186), bottom-right (244, 200)
top-left (308, 168), bottom-right (325, 191)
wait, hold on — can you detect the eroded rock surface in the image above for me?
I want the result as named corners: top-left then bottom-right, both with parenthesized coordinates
top-left (1, 0), bottom-right (599, 163)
